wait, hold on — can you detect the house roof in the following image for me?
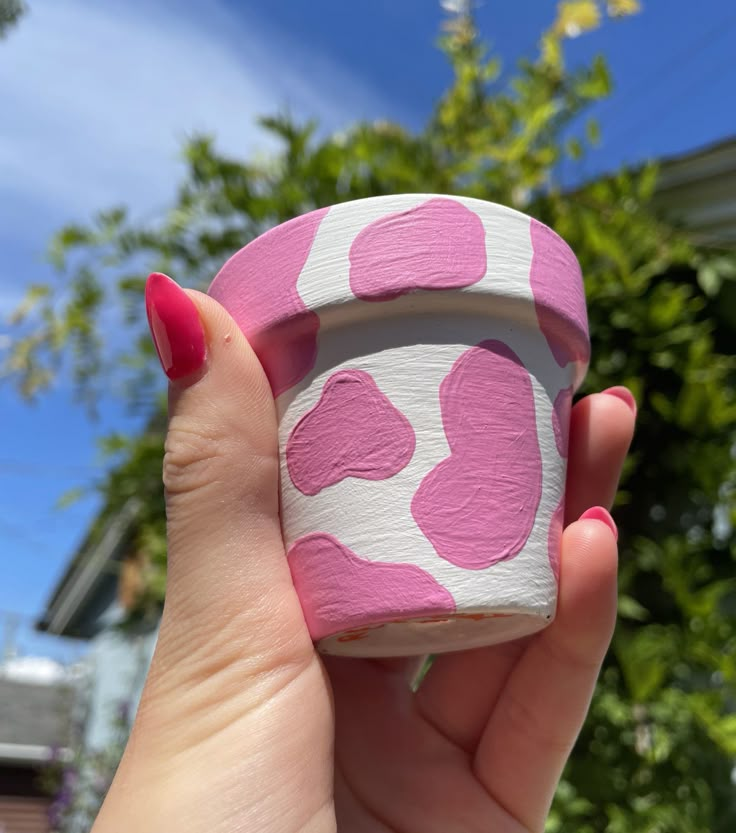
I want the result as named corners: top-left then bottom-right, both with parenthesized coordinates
top-left (37, 410), bottom-right (167, 639)
top-left (654, 136), bottom-right (736, 246)
top-left (0, 678), bottom-right (74, 764)
top-left (36, 497), bottom-right (141, 638)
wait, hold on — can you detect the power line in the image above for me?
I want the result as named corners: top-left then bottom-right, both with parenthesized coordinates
top-left (0, 517), bottom-right (51, 550)
top-left (601, 8), bottom-right (736, 122)
top-left (0, 608), bottom-right (44, 624)
top-left (605, 47), bottom-right (736, 152)
top-left (0, 459), bottom-right (98, 476)
top-left (0, 510), bottom-right (90, 552)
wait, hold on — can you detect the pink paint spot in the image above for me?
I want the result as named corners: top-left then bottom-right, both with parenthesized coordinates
top-left (529, 219), bottom-right (590, 368)
top-left (287, 533), bottom-right (456, 640)
top-left (548, 497), bottom-right (565, 581)
top-left (208, 207), bottom-right (328, 396)
top-left (349, 198), bottom-right (486, 301)
top-left (286, 370), bottom-right (416, 495)
top-left (411, 340), bottom-right (543, 570)
top-left (552, 387), bottom-right (573, 458)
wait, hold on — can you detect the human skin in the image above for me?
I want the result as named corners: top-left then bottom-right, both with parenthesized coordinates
top-left (92, 276), bottom-right (635, 833)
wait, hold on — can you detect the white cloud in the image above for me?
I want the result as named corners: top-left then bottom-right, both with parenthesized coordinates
top-left (0, 0), bottom-right (388, 223)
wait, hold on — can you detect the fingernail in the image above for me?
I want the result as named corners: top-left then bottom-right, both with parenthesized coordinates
top-left (145, 273), bottom-right (206, 381)
top-left (579, 506), bottom-right (618, 540)
top-left (602, 386), bottom-right (637, 416)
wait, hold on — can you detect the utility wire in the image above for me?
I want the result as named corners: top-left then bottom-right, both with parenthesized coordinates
top-left (0, 459), bottom-right (98, 477)
top-left (600, 8), bottom-right (736, 122)
top-left (605, 48), bottom-right (736, 152)
top-left (0, 517), bottom-right (51, 550)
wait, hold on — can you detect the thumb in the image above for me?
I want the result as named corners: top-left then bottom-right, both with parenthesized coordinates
top-left (147, 272), bottom-right (314, 689)
top-left (93, 273), bottom-right (332, 833)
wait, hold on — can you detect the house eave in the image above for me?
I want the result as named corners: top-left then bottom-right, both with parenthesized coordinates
top-left (37, 497), bottom-right (141, 638)
top-left (653, 136), bottom-right (736, 247)
top-left (0, 743), bottom-right (71, 765)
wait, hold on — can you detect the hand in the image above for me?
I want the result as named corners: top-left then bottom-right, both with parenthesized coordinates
top-left (92, 276), bottom-right (635, 833)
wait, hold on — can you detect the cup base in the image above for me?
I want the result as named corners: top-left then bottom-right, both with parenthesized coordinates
top-left (316, 609), bottom-right (552, 658)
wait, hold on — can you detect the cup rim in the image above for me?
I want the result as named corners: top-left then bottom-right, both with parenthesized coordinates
top-left (208, 192), bottom-right (579, 297)
top-left (208, 193), bottom-right (590, 393)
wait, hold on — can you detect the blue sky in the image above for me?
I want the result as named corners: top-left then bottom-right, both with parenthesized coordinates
top-left (1, 0), bottom-right (735, 660)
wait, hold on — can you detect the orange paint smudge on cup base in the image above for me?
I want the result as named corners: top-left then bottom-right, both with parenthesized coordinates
top-left (328, 611), bottom-right (521, 652)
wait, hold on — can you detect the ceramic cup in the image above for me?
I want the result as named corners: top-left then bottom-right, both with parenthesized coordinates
top-left (208, 195), bottom-right (589, 657)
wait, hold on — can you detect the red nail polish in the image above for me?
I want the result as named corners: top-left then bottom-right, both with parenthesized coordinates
top-left (579, 506), bottom-right (618, 540)
top-left (602, 386), bottom-right (637, 416)
top-left (145, 273), bottom-right (206, 381)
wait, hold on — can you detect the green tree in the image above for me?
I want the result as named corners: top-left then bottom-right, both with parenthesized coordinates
top-left (0, 0), bottom-right (25, 37)
top-left (6, 2), bottom-right (736, 830)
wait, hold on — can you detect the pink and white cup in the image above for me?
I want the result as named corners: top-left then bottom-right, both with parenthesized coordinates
top-left (208, 195), bottom-right (589, 657)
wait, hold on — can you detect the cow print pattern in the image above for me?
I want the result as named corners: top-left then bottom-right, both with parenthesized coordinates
top-left (209, 198), bottom-right (588, 644)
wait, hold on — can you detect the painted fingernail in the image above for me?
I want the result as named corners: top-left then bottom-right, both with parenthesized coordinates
top-left (145, 272), bottom-right (206, 381)
top-left (579, 506), bottom-right (618, 540)
top-left (602, 386), bottom-right (637, 416)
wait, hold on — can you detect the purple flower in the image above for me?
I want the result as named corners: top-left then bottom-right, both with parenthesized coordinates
top-left (116, 700), bottom-right (131, 725)
top-left (92, 770), bottom-right (109, 793)
top-left (62, 766), bottom-right (79, 790)
top-left (47, 799), bottom-right (64, 829)
top-left (56, 784), bottom-right (72, 807)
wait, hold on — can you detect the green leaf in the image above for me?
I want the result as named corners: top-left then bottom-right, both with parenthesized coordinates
top-left (615, 627), bottom-right (674, 701)
top-left (697, 264), bottom-right (721, 297)
top-left (618, 595), bottom-right (650, 621)
top-left (576, 54), bottom-right (612, 99)
top-left (7, 284), bottom-right (50, 325)
top-left (637, 162), bottom-right (659, 199)
top-left (566, 137), bottom-right (584, 160)
top-left (585, 117), bottom-right (601, 145)
top-left (55, 486), bottom-right (87, 509)
top-left (0, 0), bottom-right (25, 37)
